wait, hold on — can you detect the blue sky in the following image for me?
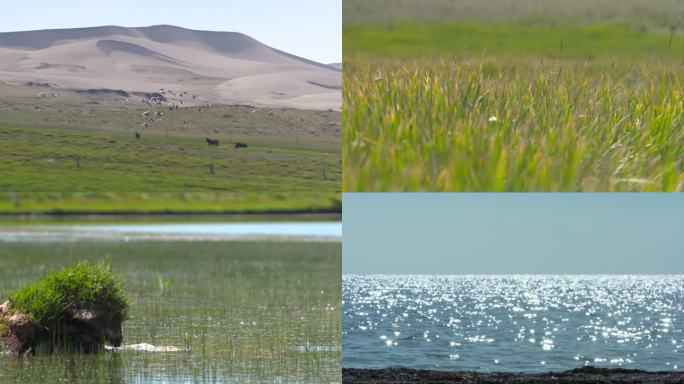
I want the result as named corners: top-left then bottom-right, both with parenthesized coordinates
top-left (0, 0), bottom-right (341, 63)
top-left (343, 193), bottom-right (684, 275)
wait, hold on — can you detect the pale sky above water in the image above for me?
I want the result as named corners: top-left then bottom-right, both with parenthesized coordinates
top-left (0, 0), bottom-right (341, 63)
top-left (343, 193), bottom-right (684, 275)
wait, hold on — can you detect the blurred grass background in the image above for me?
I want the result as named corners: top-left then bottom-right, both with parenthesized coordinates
top-left (343, 0), bottom-right (684, 191)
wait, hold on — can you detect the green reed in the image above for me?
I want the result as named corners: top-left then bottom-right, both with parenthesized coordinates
top-left (0, 240), bottom-right (341, 383)
top-left (344, 57), bottom-right (684, 191)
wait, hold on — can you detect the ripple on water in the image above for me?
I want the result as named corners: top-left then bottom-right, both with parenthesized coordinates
top-left (343, 275), bottom-right (684, 372)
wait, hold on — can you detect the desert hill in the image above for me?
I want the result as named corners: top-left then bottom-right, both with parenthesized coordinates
top-left (0, 25), bottom-right (341, 110)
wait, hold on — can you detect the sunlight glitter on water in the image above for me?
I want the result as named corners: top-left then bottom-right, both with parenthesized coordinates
top-left (343, 275), bottom-right (684, 372)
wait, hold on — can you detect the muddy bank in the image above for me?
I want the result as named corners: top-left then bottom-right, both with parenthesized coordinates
top-left (343, 366), bottom-right (684, 383)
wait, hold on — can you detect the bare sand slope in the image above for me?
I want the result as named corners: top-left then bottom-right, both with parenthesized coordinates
top-left (0, 25), bottom-right (341, 110)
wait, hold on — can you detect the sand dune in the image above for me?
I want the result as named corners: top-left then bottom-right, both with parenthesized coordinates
top-left (0, 25), bottom-right (341, 110)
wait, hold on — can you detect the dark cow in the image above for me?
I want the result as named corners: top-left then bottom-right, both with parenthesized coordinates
top-left (206, 138), bottom-right (219, 146)
top-left (135, 132), bottom-right (141, 139)
top-left (235, 142), bottom-right (248, 148)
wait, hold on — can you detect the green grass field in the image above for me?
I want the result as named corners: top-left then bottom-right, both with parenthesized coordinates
top-left (0, 125), bottom-right (338, 192)
top-left (343, 0), bottom-right (684, 191)
top-left (0, 88), bottom-right (340, 212)
top-left (0, 191), bottom-right (340, 215)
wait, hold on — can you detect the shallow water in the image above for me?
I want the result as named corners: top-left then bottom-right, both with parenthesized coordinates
top-left (70, 222), bottom-right (341, 236)
top-left (343, 275), bottom-right (684, 372)
top-left (0, 222), bottom-right (342, 242)
top-left (0, 239), bottom-right (341, 383)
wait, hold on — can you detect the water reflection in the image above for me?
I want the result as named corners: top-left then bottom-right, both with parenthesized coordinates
top-left (343, 275), bottom-right (684, 372)
top-left (0, 222), bottom-right (342, 242)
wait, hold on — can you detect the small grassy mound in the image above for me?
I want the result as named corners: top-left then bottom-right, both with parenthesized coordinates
top-left (8, 262), bottom-right (128, 325)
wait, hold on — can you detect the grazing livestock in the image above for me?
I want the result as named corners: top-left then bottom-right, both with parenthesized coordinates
top-left (206, 138), bottom-right (219, 147)
top-left (135, 132), bottom-right (141, 139)
top-left (142, 111), bottom-right (151, 118)
top-left (235, 142), bottom-right (248, 148)
top-left (140, 122), bottom-right (148, 128)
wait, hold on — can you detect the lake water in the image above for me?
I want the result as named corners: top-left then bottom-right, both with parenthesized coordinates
top-left (343, 275), bottom-right (684, 372)
top-left (0, 221), bottom-right (342, 242)
top-left (0, 228), bottom-right (341, 383)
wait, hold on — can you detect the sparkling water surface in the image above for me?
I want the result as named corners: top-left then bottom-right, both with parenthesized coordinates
top-left (343, 275), bottom-right (684, 372)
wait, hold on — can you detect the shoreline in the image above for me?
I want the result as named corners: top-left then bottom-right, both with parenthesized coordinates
top-left (0, 211), bottom-right (341, 224)
top-left (343, 367), bottom-right (684, 383)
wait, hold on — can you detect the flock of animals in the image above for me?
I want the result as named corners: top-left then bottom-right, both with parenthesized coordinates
top-left (134, 88), bottom-right (247, 149)
top-left (37, 87), bottom-right (249, 150)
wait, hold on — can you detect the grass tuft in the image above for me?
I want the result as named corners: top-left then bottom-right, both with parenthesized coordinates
top-left (8, 262), bottom-right (128, 325)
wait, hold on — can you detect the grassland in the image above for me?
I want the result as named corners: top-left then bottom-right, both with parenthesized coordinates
top-left (0, 191), bottom-right (340, 215)
top-left (343, 0), bottom-right (684, 27)
top-left (0, 85), bottom-right (341, 212)
top-left (0, 239), bottom-right (341, 383)
top-left (343, 0), bottom-right (684, 191)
